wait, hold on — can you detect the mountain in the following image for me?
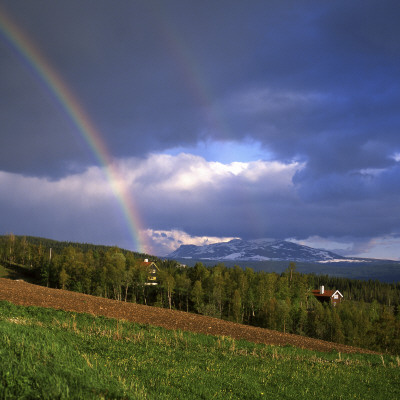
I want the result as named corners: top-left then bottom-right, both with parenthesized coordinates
top-left (168, 238), bottom-right (362, 263)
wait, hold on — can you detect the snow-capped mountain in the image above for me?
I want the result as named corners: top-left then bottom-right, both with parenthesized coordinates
top-left (168, 238), bottom-right (356, 263)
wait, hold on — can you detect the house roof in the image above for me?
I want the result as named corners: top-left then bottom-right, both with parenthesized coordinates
top-left (311, 289), bottom-right (343, 298)
top-left (311, 289), bottom-right (334, 298)
top-left (137, 260), bottom-right (158, 269)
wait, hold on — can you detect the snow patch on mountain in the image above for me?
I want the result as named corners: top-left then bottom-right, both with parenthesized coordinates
top-left (167, 238), bottom-right (366, 263)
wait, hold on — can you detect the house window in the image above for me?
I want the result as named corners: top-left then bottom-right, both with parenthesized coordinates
top-left (333, 294), bottom-right (338, 299)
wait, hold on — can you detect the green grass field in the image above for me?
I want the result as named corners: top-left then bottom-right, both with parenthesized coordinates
top-left (0, 300), bottom-right (399, 399)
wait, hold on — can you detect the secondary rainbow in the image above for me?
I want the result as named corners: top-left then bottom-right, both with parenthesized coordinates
top-left (152, 3), bottom-right (230, 137)
top-left (0, 7), bottom-right (149, 254)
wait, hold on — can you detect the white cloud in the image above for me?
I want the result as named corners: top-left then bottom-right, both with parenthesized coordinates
top-left (115, 154), bottom-right (304, 252)
top-left (117, 153), bottom-right (301, 193)
top-left (143, 229), bottom-right (239, 256)
top-left (357, 168), bottom-right (386, 178)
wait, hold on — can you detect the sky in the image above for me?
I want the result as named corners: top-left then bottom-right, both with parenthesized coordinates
top-left (1, 0), bottom-right (400, 259)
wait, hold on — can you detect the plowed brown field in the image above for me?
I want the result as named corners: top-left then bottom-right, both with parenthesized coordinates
top-left (0, 278), bottom-right (377, 354)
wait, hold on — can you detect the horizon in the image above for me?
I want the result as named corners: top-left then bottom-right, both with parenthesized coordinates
top-left (6, 233), bottom-right (397, 262)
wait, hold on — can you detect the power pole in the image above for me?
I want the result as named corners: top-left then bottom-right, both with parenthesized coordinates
top-left (47, 248), bottom-right (52, 287)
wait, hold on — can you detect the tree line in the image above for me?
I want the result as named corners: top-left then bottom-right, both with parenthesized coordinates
top-left (1, 234), bottom-right (399, 353)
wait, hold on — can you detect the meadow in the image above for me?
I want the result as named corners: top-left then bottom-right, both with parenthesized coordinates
top-left (0, 300), bottom-right (399, 399)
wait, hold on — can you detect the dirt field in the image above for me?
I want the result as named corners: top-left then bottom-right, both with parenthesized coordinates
top-left (0, 278), bottom-right (377, 354)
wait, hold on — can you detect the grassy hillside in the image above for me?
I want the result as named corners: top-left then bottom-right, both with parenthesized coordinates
top-left (1, 301), bottom-right (399, 399)
top-left (0, 262), bottom-right (35, 282)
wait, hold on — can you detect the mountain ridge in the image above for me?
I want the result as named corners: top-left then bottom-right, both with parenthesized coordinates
top-left (168, 238), bottom-right (371, 263)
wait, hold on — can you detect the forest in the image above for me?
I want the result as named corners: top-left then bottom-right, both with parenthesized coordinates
top-left (1, 234), bottom-right (399, 354)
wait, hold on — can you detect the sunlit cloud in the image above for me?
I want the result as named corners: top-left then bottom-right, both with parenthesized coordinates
top-left (117, 153), bottom-right (302, 192)
top-left (143, 229), bottom-right (239, 256)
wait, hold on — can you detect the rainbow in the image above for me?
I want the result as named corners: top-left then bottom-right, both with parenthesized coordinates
top-left (152, 4), bottom-right (229, 138)
top-left (0, 7), bottom-right (149, 254)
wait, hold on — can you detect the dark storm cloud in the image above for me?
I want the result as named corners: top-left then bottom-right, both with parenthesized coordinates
top-left (1, 0), bottom-right (399, 176)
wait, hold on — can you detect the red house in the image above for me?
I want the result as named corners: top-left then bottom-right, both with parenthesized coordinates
top-left (311, 286), bottom-right (343, 306)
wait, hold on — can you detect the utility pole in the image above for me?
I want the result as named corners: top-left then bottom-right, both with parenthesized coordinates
top-left (47, 248), bottom-right (52, 287)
